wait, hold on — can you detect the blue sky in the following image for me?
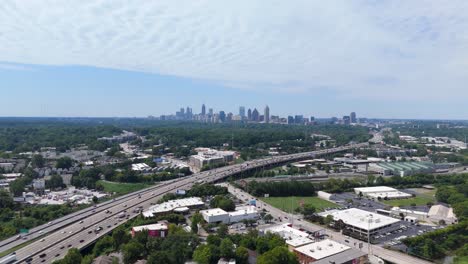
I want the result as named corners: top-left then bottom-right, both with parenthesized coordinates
top-left (1, 1), bottom-right (468, 119)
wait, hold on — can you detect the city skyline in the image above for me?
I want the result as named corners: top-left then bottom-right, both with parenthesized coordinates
top-left (1, 1), bottom-right (468, 119)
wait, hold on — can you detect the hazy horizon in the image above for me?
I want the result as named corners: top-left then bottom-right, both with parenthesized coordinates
top-left (1, 1), bottom-right (468, 119)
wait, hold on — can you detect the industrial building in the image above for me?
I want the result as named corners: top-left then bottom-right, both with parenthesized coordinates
top-left (200, 206), bottom-right (258, 224)
top-left (354, 186), bottom-right (412, 200)
top-left (293, 239), bottom-right (367, 264)
top-left (369, 162), bottom-right (434, 176)
top-left (325, 208), bottom-right (400, 237)
top-left (142, 197), bottom-right (204, 217)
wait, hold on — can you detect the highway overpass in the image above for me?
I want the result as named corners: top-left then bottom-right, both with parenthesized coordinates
top-left (1, 143), bottom-right (368, 264)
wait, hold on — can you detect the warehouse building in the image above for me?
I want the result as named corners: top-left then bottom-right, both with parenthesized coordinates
top-left (354, 186), bottom-right (412, 200)
top-left (324, 208), bottom-right (400, 237)
top-left (369, 162), bottom-right (434, 177)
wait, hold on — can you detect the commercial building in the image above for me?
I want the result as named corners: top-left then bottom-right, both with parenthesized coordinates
top-left (294, 239), bottom-right (367, 264)
top-left (142, 197), bottom-right (204, 217)
top-left (201, 208), bottom-right (230, 224)
top-left (369, 162), bottom-right (434, 176)
top-left (260, 224), bottom-right (314, 250)
top-left (324, 208), bottom-right (400, 237)
top-left (264, 105), bottom-right (270, 123)
top-left (189, 148), bottom-right (235, 169)
top-left (354, 186), bottom-right (412, 200)
top-left (131, 222), bottom-right (168, 238)
top-left (200, 206), bottom-right (259, 224)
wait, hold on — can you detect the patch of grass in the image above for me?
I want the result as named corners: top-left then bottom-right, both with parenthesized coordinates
top-left (0, 238), bottom-right (36, 258)
top-left (97, 180), bottom-right (152, 195)
top-left (260, 196), bottom-right (338, 212)
top-left (455, 256), bottom-right (468, 264)
top-left (382, 195), bottom-right (435, 207)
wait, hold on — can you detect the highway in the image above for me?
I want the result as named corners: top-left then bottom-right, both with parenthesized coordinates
top-left (221, 183), bottom-right (433, 264)
top-left (2, 143), bottom-right (367, 264)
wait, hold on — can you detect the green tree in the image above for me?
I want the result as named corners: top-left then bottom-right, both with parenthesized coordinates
top-left (235, 246), bottom-right (249, 264)
top-left (191, 212), bottom-right (203, 234)
top-left (93, 236), bottom-right (114, 256)
top-left (112, 228), bottom-right (130, 249)
top-left (324, 215), bottom-right (334, 225)
top-left (220, 238), bottom-right (235, 258)
top-left (81, 255), bottom-right (94, 264)
top-left (264, 214), bottom-right (273, 223)
top-left (62, 248), bottom-right (82, 264)
top-left (0, 190), bottom-right (14, 208)
top-left (31, 154), bottom-right (45, 168)
top-left (46, 174), bottom-right (64, 190)
top-left (257, 247), bottom-right (299, 264)
top-left (217, 223), bottom-right (228, 238)
top-left (9, 178), bottom-right (26, 196)
top-left (122, 241), bottom-right (144, 264)
top-left (147, 251), bottom-right (172, 264)
top-left (300, 204), bottom-right (316, 218)
top-left (193, 244), bottom-right (212, 264)
top-left (56, 156), bottom-right (73, 169)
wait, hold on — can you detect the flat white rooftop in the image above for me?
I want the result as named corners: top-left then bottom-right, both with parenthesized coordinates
top-left (354, 186), bottom-right (399, 193)
top-left (286, 236), bottom-right (314, 247)
top-left (262, 224), bottom-right (310, 240)
top-left (366, 192), bottom-right (412, 199)
top-left (133, 223), bottom-right (168, 232)
top-left (228, 206), bottom-right (258, 216)
top-left (326, 208), bottom-right (400, 231)
top-left (200, 208), bottom-right (228, 217)
top-left (143, 197), bottom-right (204, 217)
top-left (294, 239), bottom-right (350, 260)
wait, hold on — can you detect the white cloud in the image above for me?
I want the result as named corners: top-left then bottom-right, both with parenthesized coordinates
top-left (0, 0), bottom-right (467, 100)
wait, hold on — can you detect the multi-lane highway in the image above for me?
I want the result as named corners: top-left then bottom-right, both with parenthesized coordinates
top-left (2, 143), bottom-right (367, 264)
top-left (222, 183), bottom-right (433, 264)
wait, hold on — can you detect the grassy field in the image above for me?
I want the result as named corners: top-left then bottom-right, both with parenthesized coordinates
top-left (382, 190), bottom-right (436, 207)
top-left (455, 256), bottom-right (468, 264)
top-left (260, 196), bottom-right (338, 212)
top-left (97, 180), bottom-right (152, 195)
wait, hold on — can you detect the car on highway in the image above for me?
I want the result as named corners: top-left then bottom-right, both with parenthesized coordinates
top-left (39, 253), bottom-right (46, 258)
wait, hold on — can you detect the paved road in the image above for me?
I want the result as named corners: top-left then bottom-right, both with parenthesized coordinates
top-left (5, 143), bottom-right (367, 264)
top-left (222, 183), bottom-right (433, 264)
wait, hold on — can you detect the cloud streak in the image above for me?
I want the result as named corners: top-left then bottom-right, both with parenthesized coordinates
top-left (0, 0), bottom-right (467, 101)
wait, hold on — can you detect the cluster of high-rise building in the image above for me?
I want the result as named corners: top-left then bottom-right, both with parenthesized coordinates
top-left (159, 105), bottom-right (359, 126)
